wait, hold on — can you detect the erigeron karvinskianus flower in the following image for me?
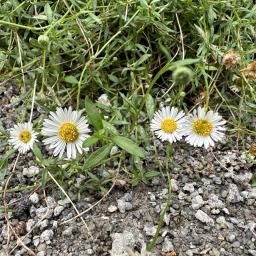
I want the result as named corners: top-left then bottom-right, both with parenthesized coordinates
top-left (183, 107), bottom-right (226, 149)
top-left (150, 107), bottom-right (186, 143)
top-left (42, 107), bottom-right (90, 159)
top-left (9, 122), bottom-right (38, 153)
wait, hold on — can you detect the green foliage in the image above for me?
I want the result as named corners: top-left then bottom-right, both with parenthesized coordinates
top-left (0, 148), bottom-right (16, 181)
top-left (83, 144), bottom-right (112, 170)
top-left (111, 135), bottom-right (145, 158)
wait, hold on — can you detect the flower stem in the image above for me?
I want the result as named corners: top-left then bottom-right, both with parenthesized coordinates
top-left (147, 143), bottom-right (173, 252)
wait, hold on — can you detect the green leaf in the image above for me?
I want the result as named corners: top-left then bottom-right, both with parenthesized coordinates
top-left (111, 135), bottom-right (145, 158)
top-left (251, 173), bottom-right (256, 187)
top-left (108, 74), bottom-right (119, 83)
top-left (87, 171), bottom-right (100, 181)
top-left (0, 148), bottom-right (16, 181)
top-left (41, 168), bottom-right (48, 187)
top-left (83, 136), bottom-right (99, 148)
top-left (145, 94), bottom-right (155, 119)
top-left (145, 170), bottom-right (160, 178)
top-left (88, 13), bottom-right (102, 24)
top-left (83, 144), bottom-right (112, 170)
top-left (44, 3), bottom-right (53, 23)
top-left (135, 53), bottom-right (151, 66)
top-left (84, 97), bottom-right (103, 131)
top-left (168, 58), bottom-right (200, 71)
top-left (32, 144), bottom-right (43, 161)
top-left (102, 120), bottom-right (118, 135)
top-left (64, 75), bottom-right (78, 84)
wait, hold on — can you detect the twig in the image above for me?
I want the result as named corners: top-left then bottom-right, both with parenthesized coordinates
top-left (29, 79), bottom-right (37, 123)
top-left (175, 13), bottom-right (185, 60)
top-left (47, 170), bottom-right (92, 238)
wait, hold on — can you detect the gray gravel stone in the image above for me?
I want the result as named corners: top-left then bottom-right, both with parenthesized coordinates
top-left (207, 194), bottom-right (224, 209)
top-left (54, 205), bottom-right (64, 216)
top-left (249, 250), bottom-right (256, 256)
top-left (46, 197), bottom-right (57, 209)
top-left (26, 219), bottom-right (35, 232)
top-left (162, 237), bottom-right (174, 252)
top-left (143, 224), bottom-right (157, 237)
top-left (183, 183), bottom-right (195, 193)
top-left (108, 205), bottom-right (118, 213)
top-left (110, 230), bottom-right (146, 256)
top-left (117, 195), bottom-right (133, 213)
top-left (226, 184), bottom-right (243, 203)
top-left (29, 193), bottom-right (39, 204)
top-left (171, 179), bottom-right (179, 192)
top-left (23, 166), bottom-right (40, 177)
top-left (63, 226), bottom-right (74, 236)
top-left (36, 207), bottom-right (53, 219)
top-left (33, 236), bottom-right (40, 247)
top-left (37, 252), bottom-right (45, 256)
top-left (40, 229), bottom-right (54, 244)
top-left (195, 210), bottom-right (214, 226)
top-left (191, 195), bottom-right (204, 209)
top-left (216, 216), bottom-right (226, 228)
top-left (248, 188), bottom-right (256, 199)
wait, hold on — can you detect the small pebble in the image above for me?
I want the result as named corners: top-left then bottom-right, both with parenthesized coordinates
top-left (108, 205), bottom-right (118, 213)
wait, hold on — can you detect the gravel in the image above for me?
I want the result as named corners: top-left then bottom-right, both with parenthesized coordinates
top-left (0, 82), bottom-right (255, 256)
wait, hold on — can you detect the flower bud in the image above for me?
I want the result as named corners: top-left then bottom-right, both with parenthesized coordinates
top-left (38, 34), bottom-right (49, 47)
top-left (179, 91), bottom-right (186, 97)
top-left (172, 66), bottom-right (193, 85)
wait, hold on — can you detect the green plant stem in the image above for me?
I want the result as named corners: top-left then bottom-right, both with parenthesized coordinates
top-left (147, 143), bottom-right (173, 252)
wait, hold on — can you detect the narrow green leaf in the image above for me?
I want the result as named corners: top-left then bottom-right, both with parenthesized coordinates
top-left (83, 136), bottom-right (99, 148)
top-left (0, 148), bottom-right (16, 180)
top-left (145, 94), bottom-right (155, 119)
top-left (145, 170), bottom-right (160, 178)
top-left (84, 97), bottom-right (103, 131)
top-left (41, 168), bottom-right (48, 187)
top-left (32, 144), bottom-right (43, 161)
top-left (102, 120), bottom-right (118, 135)
top-left (111, 135), bottom-right (145, 158)
top-left (88, 13), bottom-right (102, 24)
top-left (87, 171), bottom-right (100, 181)
top-left (135, 53), bottom-right (151, 66)
top-left (64, 75), bottom-right (78, 84)
top-left (83, 144), bottom-right (112, 170)
top-left (251, 173), bottom-right (256, 187)
top-left (44, 3), bottom-right (53, 23)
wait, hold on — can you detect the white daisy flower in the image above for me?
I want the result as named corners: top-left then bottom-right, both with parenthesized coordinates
top-left (42, 107), bottom-right (90, 159)
top-left (9, 122), bottom-right (38, 154)
top-left (150, 106), bottom-right (186, 143)
top-left (183, 106), bottom-right (226, 149)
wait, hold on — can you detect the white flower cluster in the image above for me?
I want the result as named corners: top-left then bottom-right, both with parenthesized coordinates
top-left (8, 104), bottom-right (226, 160)
top-left (150, 106), bottom-right (226, 149)
top-left (8, 107), bottom-right (90, 159)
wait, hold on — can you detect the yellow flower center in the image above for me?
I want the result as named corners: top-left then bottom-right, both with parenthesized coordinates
top-left (160, 118), bottom-right (177, 133)
top-left (58, 122), bottom-right (79, 142)
top-left (19, 130), bottom-right (32, 143)
top-left (192, 119), bottom-right (213, 136)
